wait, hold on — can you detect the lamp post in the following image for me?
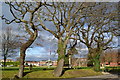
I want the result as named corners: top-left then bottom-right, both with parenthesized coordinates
top-left (47, 46), bottom-right (51, 68)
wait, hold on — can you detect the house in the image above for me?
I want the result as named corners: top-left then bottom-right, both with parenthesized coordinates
top-left (100, 48), bottom-right (120, 67)
top-left (0, 59), bottom-right (14, 62)
top-left (39, 61), bottom-right (47, 66)
top-left (52, 61), bottom-right (57, 66)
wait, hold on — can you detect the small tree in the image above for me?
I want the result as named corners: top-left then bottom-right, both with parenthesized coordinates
top-left (0, 27), bottom-right (20, 68)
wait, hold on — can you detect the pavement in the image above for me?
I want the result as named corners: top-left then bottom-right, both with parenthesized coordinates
top-left (61, 72), bottom-right (120, 80)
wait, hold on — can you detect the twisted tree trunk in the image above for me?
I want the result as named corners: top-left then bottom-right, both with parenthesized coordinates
top-left (18, 30), bottom-right (38, 78)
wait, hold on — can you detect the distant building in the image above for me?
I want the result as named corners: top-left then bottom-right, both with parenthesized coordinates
top-left (39, 61), bottom-right (46, 66)
top-left (25, 60), bottom-right (57, 67)
top-left (52, 61), bottom-right (57, 66)
top-left (0, 59), bottom-right (14, 62)
top-left (100, 48), bottom-right (120, 67)
top-left (25, 61), bottom-right (40, 66)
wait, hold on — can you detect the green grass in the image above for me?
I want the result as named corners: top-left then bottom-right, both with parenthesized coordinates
top-left (61, 69), bottom-right (102, 78)
top-left (2, 67), bottom-right (102, 79)
top-left (1, 66), bottom-right (55, 71)
top-left (23, 69), bottom-right (102, 78)
top-left (2, 70), bottom-right (18, 78)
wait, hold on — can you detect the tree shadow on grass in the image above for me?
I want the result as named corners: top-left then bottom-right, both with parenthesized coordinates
top-left (23, 69), bottom-right (43, 77)
top-left (23, 67), bottom-right (55, 77)
top-left (23, 70), bottom-right (33, 77)
top-left (61, 68), bottom-right (73, 77)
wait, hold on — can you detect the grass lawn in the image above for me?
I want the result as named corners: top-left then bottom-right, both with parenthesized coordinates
top-left (1, 66), bottom-right (102, 79)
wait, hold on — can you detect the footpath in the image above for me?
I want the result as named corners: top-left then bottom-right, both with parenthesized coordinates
top-left (61, 72), bottom-right (120, 80)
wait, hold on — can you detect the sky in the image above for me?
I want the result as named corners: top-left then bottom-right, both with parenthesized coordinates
top-left (0, 3), bottom-right (55, 61)
top-left (0, 2), bottom-right (119, 61)
top-left (1, 2), bottom-right (59, 61)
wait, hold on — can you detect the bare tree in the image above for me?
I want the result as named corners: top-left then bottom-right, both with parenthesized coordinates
top-left (0, 27), bottom-right (21, 68)
top-left (2, 2), bottom-right (119, 77)
top-left (76, 2), bottom-right (119, 71)
top-left (37, 2), bottom-right (101, 77)
top-left (2, 2), bottom-right (43, 78)
top-left (101, 49), bottom-right (118, 66)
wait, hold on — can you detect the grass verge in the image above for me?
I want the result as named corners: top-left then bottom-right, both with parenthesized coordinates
top-left (2, 67), bottom-right (102, 79)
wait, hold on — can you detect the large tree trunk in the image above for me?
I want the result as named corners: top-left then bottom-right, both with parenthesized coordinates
top-left (93, 58), bottom-right (100, 72)
top-left (18, 49), bottom-right (25, 78)
top-left (53, 58), bottom-right (64, 77)
top-left (53, 39), bottom-right (66, 77)
top-left (18, 30), bottom-right (38, 78)
top-left (88, 48), bottom-right (101, 71)
top-left (93, 52), bottom-right (101, 72)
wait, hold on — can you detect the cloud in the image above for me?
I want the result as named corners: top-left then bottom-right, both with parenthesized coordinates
top-left (25, 46), bottom-right (58, 61)
top-left (26, 47), bottom-right (48, 55)
top-left (81, 48), bottom-right (88, 51)
top-left (25, 53), bottom-right (58, 61)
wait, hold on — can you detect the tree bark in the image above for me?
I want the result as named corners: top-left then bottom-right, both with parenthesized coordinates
top-left (53, 39), bottom-right (66, 77)
top-left (53, 58), bottom-right (64, 77)
top-left (93, 58), bottom-right (100, 72)
top-left (18, 49), bottom-right (25, 78)
top-left (18, 30), bottom-right (38, 78)
top-left (93, 51), bottom-right (101, 72)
